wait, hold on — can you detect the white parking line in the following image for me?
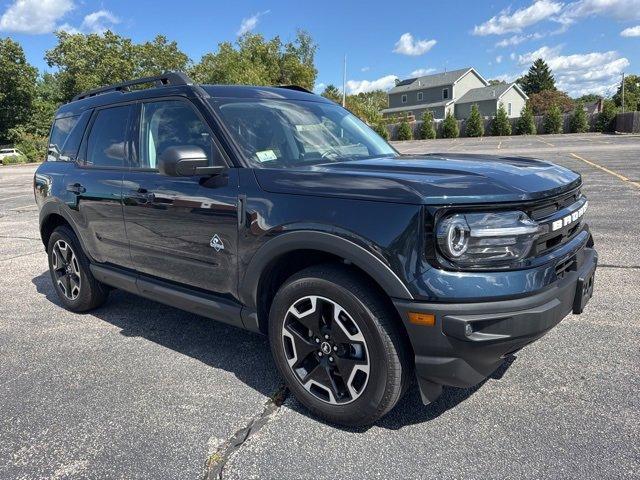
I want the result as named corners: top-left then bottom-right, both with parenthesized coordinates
top-left (570, 152), bottom-right (640, 189)
top-left (0, 194), bottom-right (32, 201)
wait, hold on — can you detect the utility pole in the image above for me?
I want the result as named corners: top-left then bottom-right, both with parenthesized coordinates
top-left (342, 54), bottom-right (347, 107)
top-left (622, 72), bottom-right (625, 114)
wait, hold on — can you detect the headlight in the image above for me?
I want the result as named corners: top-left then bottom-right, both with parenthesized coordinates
top-left (436, 211), bottom-right (544, 268)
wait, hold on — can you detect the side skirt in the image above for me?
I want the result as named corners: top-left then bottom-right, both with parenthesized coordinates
top-left (90, 264), bottom-right (245, 329)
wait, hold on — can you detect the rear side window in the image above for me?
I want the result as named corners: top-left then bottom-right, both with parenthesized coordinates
top-left (85, 105), bottom-right (132, 167)
top-left (48, 111), bottom-right (91, 162)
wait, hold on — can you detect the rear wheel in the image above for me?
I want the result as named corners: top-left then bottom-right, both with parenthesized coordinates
top-left (47, 226), bottom-right (109, 312)
top-left (269, 264), bottom-right (411, 426)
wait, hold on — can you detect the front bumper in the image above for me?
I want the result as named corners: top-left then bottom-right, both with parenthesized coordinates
top-left (393, 246), bottom-right (597, 404)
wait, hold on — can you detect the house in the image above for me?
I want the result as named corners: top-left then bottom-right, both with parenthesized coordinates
top-left (583, 99), bottom-right (603, 115)
top-left (382, 67), bottom-right (528, 120)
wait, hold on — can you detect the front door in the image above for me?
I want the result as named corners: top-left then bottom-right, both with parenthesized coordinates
top-left (122, 98), bottom-right (238, 297)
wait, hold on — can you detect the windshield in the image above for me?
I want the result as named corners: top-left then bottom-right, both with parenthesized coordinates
top-left (210, 98), bottom-right (397, 168)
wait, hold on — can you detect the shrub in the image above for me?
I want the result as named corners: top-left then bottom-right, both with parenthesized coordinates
top-left (515, 104), bottom-right (536, 135)
top-left (492, 103), bottom-right (512, 136)
top-left (569, 103), bottom-right (589, 133)
top-left (1, 154), bottom-right (29, 165)
top-left (7, 126), bottom-right (47, 162)
top-left (372, 122), bottom-right (389, 140)
top-left (465, 104), bottom-right (484, 137)
top-left (419, 110), bottom-right (436, 139)
top-left (596, 99), bottom-right (618, 133)
top-left (441, 112), bottom-right (459, 138)
top-left (397, 116), bottom-right (413, 141)
top-left (543, 104), bottom-right (563, 134)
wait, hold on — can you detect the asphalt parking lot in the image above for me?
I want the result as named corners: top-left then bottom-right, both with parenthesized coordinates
top-left (1, 133), bottom-right (639, 479)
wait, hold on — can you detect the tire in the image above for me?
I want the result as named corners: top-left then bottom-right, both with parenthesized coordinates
top-left (268, 263), bottom-right (412, 426)
top-left (47, 225), bottom-right (109, 312)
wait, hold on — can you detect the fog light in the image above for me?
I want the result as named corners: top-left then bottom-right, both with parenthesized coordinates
top-left (408, 312), bottom-right (435, 326)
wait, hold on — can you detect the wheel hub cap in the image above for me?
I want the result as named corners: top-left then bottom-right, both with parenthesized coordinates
top-left (51, 239), bottom-right (81, 301)
top-left (281, 295), bottom-right (370, 405)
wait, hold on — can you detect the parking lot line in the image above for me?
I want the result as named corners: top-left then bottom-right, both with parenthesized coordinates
top-left (536, 137), bottom-right (555, 147)
top-left (570, 152), bottom-right (640, 189)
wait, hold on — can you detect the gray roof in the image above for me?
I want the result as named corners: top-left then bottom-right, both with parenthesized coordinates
top-left (456, 83), bottom-right (527, 104)
top-left (388, 68), bottom-right (478, 94)
top-left (381, 100), bottom-right (453, 114)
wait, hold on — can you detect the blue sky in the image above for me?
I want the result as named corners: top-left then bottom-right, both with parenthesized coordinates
top-left (2, 0), bottom-right (639, 97)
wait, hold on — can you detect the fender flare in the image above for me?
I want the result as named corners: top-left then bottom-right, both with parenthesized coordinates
top-left (38, 201), bottom-right (91, 259)
top-left (239, 230), bottom-right (414, 311)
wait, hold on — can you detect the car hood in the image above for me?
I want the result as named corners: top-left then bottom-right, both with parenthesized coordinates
top-left (253, 154), bottom-right (581, 205)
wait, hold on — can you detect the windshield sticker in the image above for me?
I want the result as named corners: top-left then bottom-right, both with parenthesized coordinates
top-left (255, 150), bottom-right (278, 162)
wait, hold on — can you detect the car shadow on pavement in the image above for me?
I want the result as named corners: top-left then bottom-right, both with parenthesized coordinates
top-left (32, 270), bottom-right (515, 431)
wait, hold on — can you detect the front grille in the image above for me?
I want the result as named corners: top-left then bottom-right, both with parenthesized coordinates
top-left (527, 188), bottom-right (587, 257)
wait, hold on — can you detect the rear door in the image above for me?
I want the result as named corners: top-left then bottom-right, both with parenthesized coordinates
top-left (66, 104), bottom-right (134, 268)
top-left (122, 98), bottom-right (239, 296)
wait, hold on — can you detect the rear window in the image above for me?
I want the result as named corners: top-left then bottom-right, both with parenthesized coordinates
top-left (48, 111), bottom-right (91, 162)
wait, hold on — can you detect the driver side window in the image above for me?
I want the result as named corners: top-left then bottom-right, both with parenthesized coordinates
top-left (136, 100), bottom-right (215, 169)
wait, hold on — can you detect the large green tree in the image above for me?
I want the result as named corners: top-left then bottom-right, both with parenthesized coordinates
top-left (613, 74), bottom-right (640, 112)
top-left (45, 31), bottom-right (190, 102)
top-left (528, 90), bottom-right (574, 115)
top-left (0, 38), bottom-right (38, 143)
top-left (191, 31), bottom-right (317, 91)
top-left (321, 84), bottom-right (342, 103)
top-left (519, 58), bottom-right (556, 95)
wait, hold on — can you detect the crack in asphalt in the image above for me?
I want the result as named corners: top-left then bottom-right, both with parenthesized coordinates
top-left (203, 385), bottom-right (289, 480)
top-left (598, 264), bottom-right (640, 270)
top-left (0, 250), bottom-right (43, 262)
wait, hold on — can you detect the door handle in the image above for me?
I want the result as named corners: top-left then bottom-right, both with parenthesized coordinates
top-left (66, 183), bottom-right (86, 194)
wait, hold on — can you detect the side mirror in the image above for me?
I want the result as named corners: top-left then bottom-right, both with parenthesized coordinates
top-left (158, 146), bottom-right (225, 177)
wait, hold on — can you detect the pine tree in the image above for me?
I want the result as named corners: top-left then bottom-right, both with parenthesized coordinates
top-left (373, 121), bottom-right (389, 140)
top-left (397, 115), bottom-right (413, 140)
top-left (419, 110), bottom-right (436, 139)
top-left (543, 104), bottom-right (563, 134)
top-left (515, 104), bottom-right (537, 135)
top-left (441, 112), bottom-right (459, 138)
top-left (492, 103), bottom-right (512, 136)
top-left (465, 104), bottom-right (484, 137)
top-left (569, 103), bottom-right (589, 133)
top-left (519, 58), bottom-right (556, 95)
top-left (596, 99), bottom-right (618, 133)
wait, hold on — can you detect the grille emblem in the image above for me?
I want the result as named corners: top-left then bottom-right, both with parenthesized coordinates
top-left (210, 234), bottom-right (224, 252)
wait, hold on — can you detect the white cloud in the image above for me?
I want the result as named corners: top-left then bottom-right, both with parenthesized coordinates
top-left (0, 0), bottom-right (73, 34)
top-left (58, 9), bottom-right (119, 35)
top-left (518, 45), bottom-right (629, 96)
top-left (237, 10), bottom-right (269, 36)
top-left (346, 75), bottom-right (398, 94)
top-left (621, 25), bottom-right (640, 37)
top-left (496, 55), bottom-right (503, 64)
top-left (393, 33), bottom-right (436, 56)
top-left (313, 82), bottom-right (327, 94)
top-left (473, 1), bottom-right (562, 36)
top-left (495, 32), bottom-right (544, 47)
top-left (559, 0), bottom-right (640, 24)
top-left (410, 68), bottom-right (436, 77)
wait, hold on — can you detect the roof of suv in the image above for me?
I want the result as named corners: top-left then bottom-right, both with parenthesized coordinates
top-left (55, 74), bottom-right (329, 118)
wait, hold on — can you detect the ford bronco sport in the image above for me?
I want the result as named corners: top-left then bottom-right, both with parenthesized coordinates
top-left (34, 72), bottom-right (597, 426)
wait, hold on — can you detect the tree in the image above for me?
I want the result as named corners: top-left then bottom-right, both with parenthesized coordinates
top-left (0, 38), bottom-right (37, 143)
top-left (397, 115), bottom-right (413, 140)
top-left (543, 104), bottom-right (563, 134)
top-left (569, 103), bottom-right (589, 133)
top-left (596, 99), bottom-right (618, 132)
top-left (465, 104), bottom-right (484, 137)
top-left (612, 74), bottom-right (640, 112)
top-left (527, 90), bottom-right (574, 115)
top-left (372, 122), bottom-right (389, 140)
top-left (519, 58), bottom-right (556, 95)
top-left (442, 112), bottom-right (459, 138)
top-left (45, 31), bottom-right (191, 102)
top-left (492, 103), bottom-right (512, 136)
top-left (321, 84), bottom-right (342, 103)
top-left (515, 103), bottom-right (536, 135)
top-left (419, 110), bottom-right (436, 139)
top-left (345, 90), bottom-right (387, 124)
top-left (575, 93), bottom-right (602, 104)
top-left (488, 79), bottom-right (507, 86)
top-left (191, 31), bottom-right (317, 91)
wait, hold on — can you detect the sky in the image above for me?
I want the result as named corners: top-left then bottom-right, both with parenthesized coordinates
top-left (1, 0), bottom-right (639, 98)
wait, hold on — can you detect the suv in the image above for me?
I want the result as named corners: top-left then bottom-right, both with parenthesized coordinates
top-left (34, 72), bottom-right (597, 426)
top-left (0, 147), bottom-right (24, 160)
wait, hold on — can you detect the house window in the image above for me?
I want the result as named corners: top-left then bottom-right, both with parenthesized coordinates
top-left (508, 102), bottom-right (512, 116)
top-left (442, 88), bottom-right (449, 100)
top-left (417, 92), bottom-right (423, 101)
top-left (402, 94), bottom-right (407, 103)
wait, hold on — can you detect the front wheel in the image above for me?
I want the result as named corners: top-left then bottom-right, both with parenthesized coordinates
top-left (269, 264), bottom-right (412, 426)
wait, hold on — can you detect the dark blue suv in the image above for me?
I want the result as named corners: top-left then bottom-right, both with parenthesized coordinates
top-left (34, 72), bottom-right (597, 426)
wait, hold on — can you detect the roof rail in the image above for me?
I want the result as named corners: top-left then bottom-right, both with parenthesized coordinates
top-left (72, 71), bottom-right (194, 101)
top-left (274, 85), bottom-right (315, 95)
